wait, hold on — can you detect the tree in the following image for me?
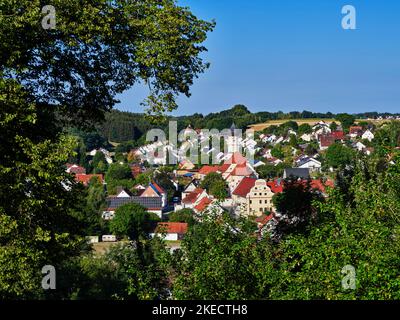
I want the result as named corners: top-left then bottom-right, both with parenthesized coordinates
top-left (257, 163), bottom-right (278, 179)
top-left (270, 158), bottom-right (400, 299)
top-left (330, 121), bottom-right (338, 131)
top-left (154, 171), bottom-right (176, 202)
top-left (110, 203), bottom-right (160, 241)
top-left (135, 171), bottom-right (154, 186)
top-left (92, 152), bottom-right (108, 174)
top-left (373, 121), bottom-right (400, 156)
top-left (172, 212), bottom-right (276, 299)
top-left (289, 134), bottom-right (298, 148)
top-left (168, 209), bottom-right (196, 227)
top-left (106, 163), bottom-right (132, 182)
top-left (336, 114), bottom-right (356, 131)
top-left (84, 177), bottom-right (107, 235)
top-left (2, 0), bottom-right (215, 123)
top-left (324, 143), bottom-right (356, 169)
top-left (209, 180), bottom-right (228, 201)
top-left (271, 146), bottom-right (284, 159)
top-left (1, 0), bottom-right (213, 298)
top-left (272, 179), bottom-right (324, 237)
top-left (200, 172), bottom-right (224, 191)
top-left (298, 123), bottom-right (312, 135)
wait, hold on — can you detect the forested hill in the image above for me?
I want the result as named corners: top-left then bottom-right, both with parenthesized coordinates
top-left (95, 105), bottom-right (399, 144)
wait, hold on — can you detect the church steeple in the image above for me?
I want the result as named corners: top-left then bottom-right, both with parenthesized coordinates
top-left (230, 122), bottom-right (237, 135)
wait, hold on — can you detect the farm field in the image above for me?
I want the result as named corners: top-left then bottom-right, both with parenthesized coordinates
top-left (248, 118), bottom-right (393, 132)
top-left (248, 118), bottom-right (335, 131)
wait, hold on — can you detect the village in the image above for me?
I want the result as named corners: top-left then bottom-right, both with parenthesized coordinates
top-left (65, 117), bottom-right (397, 250)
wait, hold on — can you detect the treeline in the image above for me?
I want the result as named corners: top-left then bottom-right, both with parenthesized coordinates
top-left (94, 106), bottom-right (400, 144)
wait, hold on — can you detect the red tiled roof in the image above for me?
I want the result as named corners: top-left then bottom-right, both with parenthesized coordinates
top-left (218, 164), bottom-right (231, 173)
top-left (331, 131), bottom-right (345, 140)
top-left (349, 126), bottom-right (363, 134)
top-left (198, 165), bottom-right (220, 175)
top-left (66, 164), bottom-right (86, 174)
top-left (182, 188), bottom-right (204, 204)
top-left (267, 180), bottom-right (284, 193)
top-left (232, 177), bottom-right (257, 197)
top-left (225, 152), bottom-right (247, 165)
top-left (75, 174), bottom-right (103, 186)
top-left (151, 181), bottom-right (166, 195)
top-left (155, 222), bottom-right (188, 234)
top-left (194, 197), bottom-right (213, 212)
top-left (199, 163), bottom-right (231, 176)
top-left (320, 135), bottom-right (335, 147)
top-left (232, 164), bottom-right (254, 176)
top-left (255, 213), bottom-right (274, 226)
top-left (310, 179), bottom-right (334, 193)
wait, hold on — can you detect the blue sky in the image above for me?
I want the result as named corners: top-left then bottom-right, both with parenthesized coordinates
top-left (116, 0), bottom-right (400, 115)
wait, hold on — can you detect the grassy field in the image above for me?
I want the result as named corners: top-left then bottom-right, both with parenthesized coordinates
top-left (249, 118), bottom-right (394, 132)
top-left (249, 118), bottom-right (336, 132)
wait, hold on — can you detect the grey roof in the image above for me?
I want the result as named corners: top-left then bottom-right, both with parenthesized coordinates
top-left (283, 168), bottom-right (310, 179)
top-left (106, 196), bottom-right (162, 210)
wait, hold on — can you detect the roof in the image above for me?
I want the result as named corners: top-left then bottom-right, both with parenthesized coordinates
top-left (75, 174), bottom-right (103, 186)
top-left (66, 164), bottom-right (86, 174)
top-left (155, 222), bottom-right (188, 234)
top-left (198, 164), bottom-right (231, 176)
top-left (198, 165), bottom-right (220, 175)
top-left (232, 177), bottom-right (257, 197)
top-left (150, 182), bottom-right (165, 195)
top-left (298, 157), bottom-right (321, 167)
top-left (194, 197), bottom-right (213, 212)
top-left (331, 131), bottom-right (345, 140)
top-left (310, 179), bottom-right (334, 193)
top-left (255, 213), bottom-right (274, 227)
top-left (267, 179), bottom-right (284, 193)
top-left (283, 168), bottom-right (310, 179)
top-left (106, 196), bottom-right (163, 210)
top-left (349, 126), bottom-right (363, 134)
top-left (182, 188), bottom-right (204, 204)
top-left (225, 152), bottom-right (247, 165)
top-left (231, 164), bottom-right (254, 176)
top-left (320, 135), bottom-right (335, 147)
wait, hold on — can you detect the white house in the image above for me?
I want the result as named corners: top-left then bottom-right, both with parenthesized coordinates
top-left (300, 133), bottom-right (313, 142)
top-left (150, 222), bottom-right (188, 241)
top-left (361, 129), bottom-right (374, 142)
top-left (355, 141), bottom-right (367, 152)
top-left (297, 158), bottom-right (322, 172)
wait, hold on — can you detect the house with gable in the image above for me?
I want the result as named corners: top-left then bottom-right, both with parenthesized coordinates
top-left (180, 187), bottom-right (208, 210)
top-left (232, 178), bottom-right (278, 217)
top-left (66, 164), bottom-right (86, 175)
top-left (349, 126), bottom-right (363, 139)
top-left (140, 182), bottom-right (168, 208)
top-left (361, 129), bottom-right (374, 142)
top-left (297, 157), bottom-right (322, 173)
top-left (75, 174), bottom-right (104, 186)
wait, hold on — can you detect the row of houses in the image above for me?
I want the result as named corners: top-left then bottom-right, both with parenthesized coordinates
top-left (176, 152), bottom-right (334, 220)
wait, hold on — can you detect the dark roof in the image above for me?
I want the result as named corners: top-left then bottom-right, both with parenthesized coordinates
top-left (106, 196), bottom-right (162, 210)
top-left (283, 168), bottom-right (310, 179)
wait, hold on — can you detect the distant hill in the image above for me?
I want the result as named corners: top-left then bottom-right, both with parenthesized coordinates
top-left (93, 106), bottom-right (400, 143)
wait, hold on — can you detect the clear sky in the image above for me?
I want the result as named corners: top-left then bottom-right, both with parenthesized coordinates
top-left (115, 0), bottom-right (400, 115)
